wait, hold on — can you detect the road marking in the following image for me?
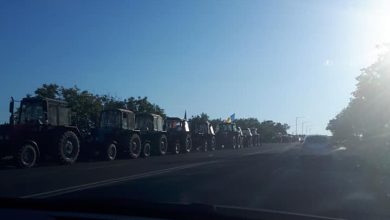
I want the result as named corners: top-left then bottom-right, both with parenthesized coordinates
top-left (21, 161), bottom-right (218, 199)
top-left (219, 205), bottom-right (346, 220)
top-left (241, 144), bottom-right (297, 156)
top-left (242, 148), bottom-right (276, 156)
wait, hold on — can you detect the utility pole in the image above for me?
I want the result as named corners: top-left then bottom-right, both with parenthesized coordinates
top-left (295, 116), bottom-right (303, 136)
top-left (302, 121), bottom-right (308, 136)
top-left (306, 125), bottom-right (312, 135)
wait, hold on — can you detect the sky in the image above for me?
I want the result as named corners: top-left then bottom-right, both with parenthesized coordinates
top-left (1, 0), bottom-right (389, 134)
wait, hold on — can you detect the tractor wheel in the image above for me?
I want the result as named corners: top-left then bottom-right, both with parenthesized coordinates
top-left (128, 134), bottom-right (141, 159)
top-left (57, 131), bottom-right (80, 165)
top-left (157, 135), bottom-right (168, 156)
top-left (142, 142), bottom-right (151, 158)
top-left (103, 142), bottom-right (117, 161)
top-left (15, 143), bottom-right (38, 168)
top-left (210, 136), bottom-right (216, 151)
top-left (173, 141), bottom-right (181, 155)
top-left (203, 139), bottom-right (208, 152)
top-left (232, 136), bottom-right (237, 149)
top-left (183, 135), bottom-right (192, 153)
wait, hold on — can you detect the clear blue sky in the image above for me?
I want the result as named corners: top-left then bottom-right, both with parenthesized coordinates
top-left (1, 0), bottom-right (389, 134)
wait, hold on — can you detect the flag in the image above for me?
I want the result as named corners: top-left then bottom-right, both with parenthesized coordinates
top-left (226, 113), bottom-right (235, 123)
top-left (230, 113), bottom-right (236, 122)
top-left (184, 110), bottom-right (187, 120)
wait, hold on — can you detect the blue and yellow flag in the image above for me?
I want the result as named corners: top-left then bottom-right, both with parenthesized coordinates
top-left (226, 113), bottom-right (235, 123)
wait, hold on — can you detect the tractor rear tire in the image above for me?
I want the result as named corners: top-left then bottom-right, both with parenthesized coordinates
top-left (57, 131), bottom-right (80, 165)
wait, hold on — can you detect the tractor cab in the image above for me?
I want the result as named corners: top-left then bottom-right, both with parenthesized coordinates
top-left (99, 109), bottom-right (135, 130)
top-left (136, 113), bottom-right (164, 132)
top-left (165, 117), bottom-right (190, 133)
top-left (11, 97), bottom-right (71, 127)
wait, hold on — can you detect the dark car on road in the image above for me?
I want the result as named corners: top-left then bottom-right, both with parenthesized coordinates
top-left (88, 109), bottom-right (141, 161)
top-left (190, 120), bottom-right (216, 152)
top-left (135, 112), bottom-right (168, 157)
top-left (165, 117), bottom-right (192, 154)
top-left (0, 97), bottom-right (81, 168)
top-left (301, 135), bottom-right (333, 156)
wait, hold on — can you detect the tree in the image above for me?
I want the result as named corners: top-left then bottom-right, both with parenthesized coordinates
top-left (128, 96), bottom-right (165, 117)
top-left (235, 118), bottom-right (261, 129)
top-left (30, 84), bottom-right (166, 133)
top-left (34, 83), bottom-right (60, 99)
top-left (210, 118), bottom-right (223, 129)
top-left (189, 113), bottom-right (210, 127)
top-left (327, 45), bottom-right (390, 141)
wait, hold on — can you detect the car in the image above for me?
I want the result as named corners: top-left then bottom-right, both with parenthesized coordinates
top-left (165, 117), bottom-right (192, 154)
top-left (301, 135), bottom-right (333, 157)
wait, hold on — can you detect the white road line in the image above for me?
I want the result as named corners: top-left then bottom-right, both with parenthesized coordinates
top-left (242, 144), bottom-right (296, 156)
top-left (21, 161), bottom-right (218, 199)
top-left (242, 148), bottom-right (278, 156)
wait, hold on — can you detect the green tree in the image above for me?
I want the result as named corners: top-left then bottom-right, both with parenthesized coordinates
top-left (210, 118), bottom-right (223, 129)
top-left (34, 83), bottom-right (60, 99)
top-left (327, 46), bottom-right (390, 141)
top-left (31, 84), bottom-right (166, 133)
top-left (235, 118), bottom-right (261, 129)
top-left (126, 96), bottom-right (165, 117)
top-left (189, 113), bottom-right (210, 127)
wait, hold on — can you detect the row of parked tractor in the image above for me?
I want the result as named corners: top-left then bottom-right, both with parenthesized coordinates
top-left (0, 97), bottom-right (261, 168)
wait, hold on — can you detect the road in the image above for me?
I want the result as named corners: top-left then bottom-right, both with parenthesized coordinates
top-left (1, 143), bottom-right (390, 219)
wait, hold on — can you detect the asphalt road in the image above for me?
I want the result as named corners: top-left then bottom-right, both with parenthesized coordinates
top-left (1, 143), bottom-right (390, 219)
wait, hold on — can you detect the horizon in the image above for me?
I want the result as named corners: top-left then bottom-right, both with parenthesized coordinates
top-left (1, 0), bottom-right (390, 134)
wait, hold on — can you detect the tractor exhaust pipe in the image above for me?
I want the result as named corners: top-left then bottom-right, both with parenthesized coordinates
top-left (9, 97), bottom-right (14, 125)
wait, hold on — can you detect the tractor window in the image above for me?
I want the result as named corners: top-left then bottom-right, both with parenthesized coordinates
top-left (100, 111), bottom-right (121, 128)
top-left (219, 124), bottom-right (233, 132)
top-left (156, 117), bottom-right (163, 131)
top-left (19, 102), bottom-right (44, 124)
top-left (196, 124), bottom-right (208, 133)
top-left (136, 115), bottom-right (153, 131)
top-left (48, 105), bottom-right (58, 125)
top-left (166, 120), bottom-right (182, 131)
top-left (153, 117), bottom-right (158, 131)
top-left (58, 107), bottom-right (70, 125)
top-left (122, 113), bottom-right (128, 129)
